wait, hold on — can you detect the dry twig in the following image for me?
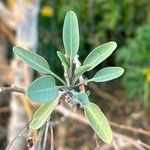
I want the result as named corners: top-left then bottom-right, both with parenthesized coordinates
top-left (1, 85), bottom-right (150, 137)
top-left (2, 86), bottom-right (150, 149)
top-left (0, 86), bottom-right (25, 94)
top-left (50, 123), bottom-right (54, 150)
top-left (56, 105), bottom-right (150, 149)
top-left (89, 82), bottom-right (119, 106)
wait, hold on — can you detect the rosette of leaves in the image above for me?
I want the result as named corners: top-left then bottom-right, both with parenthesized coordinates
top-left (13, 11), bottom-right (124, 144)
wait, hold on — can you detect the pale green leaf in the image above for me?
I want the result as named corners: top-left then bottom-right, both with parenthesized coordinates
top-left (29, 94), bottom-right (60, 130)
top-left (63, 11), bottom-right (79, 60)
top-left (73, 92), bottom-right (89, 106)
top-left (13, 46), bottom-right (65, 84)
top-left (13, 46), bottom-right (51, 74)
top-left (84, 102), bottom-right (112, 143)
top-left (57, 51), bottom-right (70, 72)
top-left (83, 42), bottom-right (117, 71)
top-left (27, 75), bottom-right (59, 103)
top-left (89, 67), bottom-right (124, 82)
top-left (74, 65), bottom-right (91, 77)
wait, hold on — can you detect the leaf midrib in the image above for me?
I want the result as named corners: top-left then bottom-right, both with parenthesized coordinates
top-left (69, 12), bottom-right (73, 59)
top-left (16, 50), bottom-right (50, 73)
top-left (29, 87), bottom-right (58, 93)
top-left (86, 46), bottom-right (114, 67)
top-left (31, 97), bottom-right (59, 129)
top-left (86, 104), bottom-right (108, 139)
top-left (91, 70), bottom-right (123, 81)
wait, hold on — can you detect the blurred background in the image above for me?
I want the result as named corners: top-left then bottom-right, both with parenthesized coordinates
top-left (0, 0), bottom-right (150, 149)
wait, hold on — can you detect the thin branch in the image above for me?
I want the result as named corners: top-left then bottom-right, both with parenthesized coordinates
top-left (55, 105), bottom-right (150, 149)
top-left (34, 126), bottom-right (45, 150)
top-left (110, 122), bottom-right (150, 137)
top-left (43, 119), bottom-right (50, 150)
top-left (112, 138), bottom-right (120, 150)
top-left (50, 123), bottom-right (54, 150)
top-left (1, 85), bottom-right (150, 138)
top-left (113, 132), bottom-right (147, 150)
top-left (89, 82), bottom-right (119, 106)
top-left (94, 133), bottom-right (99, 148)
top-left (6, 122), bottom-right (30, 150)
top-left (0, 86), bottom-right (25, 94)
top-left (55, 105), bottom-right (150, 137)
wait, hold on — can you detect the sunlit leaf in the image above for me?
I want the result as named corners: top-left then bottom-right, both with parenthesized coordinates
top-left (27, 75), bottom-right (59, 103)
top-left (83, 42), bottom-right (117, 71)
top-left (63, 11), bottom-right (79, 60)
top-left (84, 102), bottom-right (112, 143)
top-left (13, 46), bottom-right (51, 74)
top-left (88, 67), bottom-right (124, 82)
top-left (29, 94), bottom-right (60, 130)
top-left (57, 51), bottom-right (70, 72)
top-left (74, 65), bottom-right (91, 77)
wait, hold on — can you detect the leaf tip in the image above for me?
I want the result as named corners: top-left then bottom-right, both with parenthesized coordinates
top-left (13, 46), bottom-right (19, 53)
top-left (120, 67), bottom-right (125, 74)
top-left (109, 41), bottom-right (117, 50)
top-left (67, 10), bottom-right (76, 15)
top-left (29, 121), bottom-right (39, 130)
top-left (104, 132), bottom-right (113, 144)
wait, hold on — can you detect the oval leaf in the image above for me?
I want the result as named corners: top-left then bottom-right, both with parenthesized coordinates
top-left (57, 51), bottom-right (70, 72)
top-left (73, 92), bottom-right (89, 106)
top-left (29, 95), bottom-right (60, 130)
top-left (75, 65), bottom-right (91, 77)
top-left (13, 46), bottom-right (51, 74)
top-left (83, 42), bottom-right (117, 71)
top-left (27, 75), bottom-right (59, 103)
top-left (89, 67), bottom-right (124, 82)
top-left (63, 11), bottom-right (79, 60)
top-left (84, 102), bottom-right (112, 143)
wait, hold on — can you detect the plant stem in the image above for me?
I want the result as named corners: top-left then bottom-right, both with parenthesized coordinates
top-left (74, 80), bottom-right (88, 87)
top-left (69, 60), bottom-right (73, 81)
top-left (71, 77), bottom-right (79, 86)
top-left (49, 71), bottom-right (66, 85)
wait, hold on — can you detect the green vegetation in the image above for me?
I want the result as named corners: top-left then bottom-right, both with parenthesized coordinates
top-left (38, 1), bottom-right (150, 107)
top-left (13, 11), bottom-right (124, 143)
top-left (117, 25), bottom-right (150, 112)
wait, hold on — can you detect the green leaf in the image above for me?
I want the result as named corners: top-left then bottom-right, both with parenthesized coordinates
top-left (73, 92), bottom-right (89, 106)
top-left (74, 65), bottom-right (91, 77)
top-left (27, 75), bottom-right (59, 103)
top-left (57, 51), bottom-right (70, 72)
top-left (89, 67), bottom-right (124, 82)
top-left (29, 94), bottom-right (60, 130)
top-left (83, 42), bottom-right (117, 71)
top-left (63, 11), bottom-right (79, 60)
top-left (13, 46), bottom-right (51, 74)
top-left (13, 46), bottom-right (66, 85)
top-left (84, 102), bottom-right (112, 143)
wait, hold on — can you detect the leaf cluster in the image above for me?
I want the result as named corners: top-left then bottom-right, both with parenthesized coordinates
top-left (14, 11), bottom-right (124, 144)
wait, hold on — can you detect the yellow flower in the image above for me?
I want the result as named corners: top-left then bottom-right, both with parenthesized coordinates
top-left (41, 6), bottom-right (54, 17)
top-left (143, 69), bottom-right (150, 82)
top-left (7, 0), bottom-right (15, 8)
